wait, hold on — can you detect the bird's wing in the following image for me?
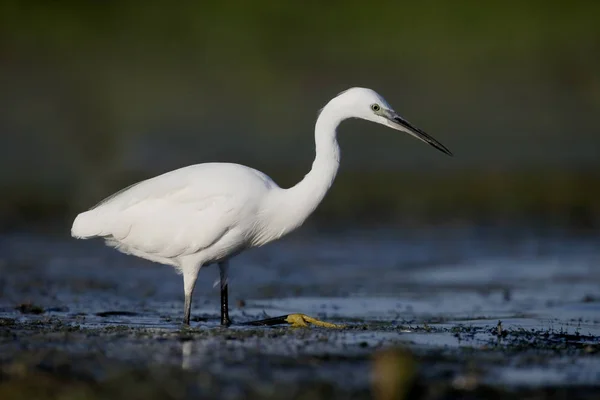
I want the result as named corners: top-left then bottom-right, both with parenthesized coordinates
top-left (105, 191), bottom-right (245, 259)
top-left (89, 163), bottom-right (275, 213)
top-left (76, 163), bottom-right (273, 258)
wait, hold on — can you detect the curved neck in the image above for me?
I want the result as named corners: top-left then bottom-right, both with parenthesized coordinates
top-left (276, 103), bottom-right (344, 228)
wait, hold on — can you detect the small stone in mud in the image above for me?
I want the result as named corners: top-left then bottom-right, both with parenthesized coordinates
top-left (452, 373), bottom-right (479, 391)
top-left (581, 294), bottom-right (596, 303)
top-left (15, 302), bottom-right (44, 314)
top-left (584, 345), bottom-right (598, 354)
top-left (95, 311), bottom-right (139, 317)
top-left (46, 306), bottom-right (70, 312)
top-left (0, 317), bottom-right (16, 326)
top-left (496, 320), bottom-right (503, 337)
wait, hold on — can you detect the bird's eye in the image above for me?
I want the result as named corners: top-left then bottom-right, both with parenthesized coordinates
top-left (371, 104), bottom-right (381, 112)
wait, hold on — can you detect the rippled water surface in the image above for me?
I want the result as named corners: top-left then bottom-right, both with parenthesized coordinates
top-left (1, 225), bottom-right (599, 398)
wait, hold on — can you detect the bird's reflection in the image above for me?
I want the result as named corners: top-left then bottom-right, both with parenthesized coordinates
top-left (181, 340), bottom-right (193, 370)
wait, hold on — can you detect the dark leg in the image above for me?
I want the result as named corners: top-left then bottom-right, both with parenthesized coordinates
top-left (183, 295), bottom-right (192, 325)
top-left (219, 261), bottom-right (232, 326)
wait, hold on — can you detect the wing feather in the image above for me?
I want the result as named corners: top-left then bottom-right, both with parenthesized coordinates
top-left (75, 163), bottom-right (276, 261)
top-left (107, 194), bottom-right (241, 258)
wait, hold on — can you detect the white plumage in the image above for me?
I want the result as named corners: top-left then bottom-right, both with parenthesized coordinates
top-left (71, 87), bottom-right (452, 326)
top-left (73, 164), bottom-right (281, 264)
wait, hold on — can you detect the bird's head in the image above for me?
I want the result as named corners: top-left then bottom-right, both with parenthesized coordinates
top-left (328, 87), bottom-right (452, 156)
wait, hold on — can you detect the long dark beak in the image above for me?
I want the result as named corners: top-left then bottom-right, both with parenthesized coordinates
top-left (384, 110), bottom-right (453, 156)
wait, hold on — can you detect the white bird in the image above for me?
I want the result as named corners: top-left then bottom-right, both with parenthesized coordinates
top-left (71, 87), bottom-right (452, 326)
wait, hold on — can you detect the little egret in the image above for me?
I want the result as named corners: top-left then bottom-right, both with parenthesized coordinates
top-left (71, 87), bottom-right (452, 326)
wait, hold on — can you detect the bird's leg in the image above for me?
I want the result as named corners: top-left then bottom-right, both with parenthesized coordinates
top-left (182, 265), bottom-right (201, 325)
top-left (219, 261), bottom-right (232, 326)
top-left (183, 296), bottom-right (192, 325)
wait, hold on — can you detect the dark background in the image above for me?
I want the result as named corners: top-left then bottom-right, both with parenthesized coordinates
top-left (1, 5), bottom-right (600, 399)
top-left (1, 1), bottom-right (599, 231)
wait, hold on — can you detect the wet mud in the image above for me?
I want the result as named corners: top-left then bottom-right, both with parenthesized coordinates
top-left (1, 226), bottom-right (599, 399)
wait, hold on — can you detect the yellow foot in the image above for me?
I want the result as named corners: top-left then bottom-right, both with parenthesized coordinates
top-left (244, 313), bottom-right (345, 328)
top-left (284, 313), bottom-right (345, 329)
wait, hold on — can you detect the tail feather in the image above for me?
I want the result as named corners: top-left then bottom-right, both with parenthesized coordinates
top-left (71, 211), bottom-right (102, 239)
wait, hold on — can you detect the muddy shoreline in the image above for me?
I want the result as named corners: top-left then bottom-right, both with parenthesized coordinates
top-left (1, 228), bottom-right (599, 399)
top-left (2, 315), bottom-right (599, 399)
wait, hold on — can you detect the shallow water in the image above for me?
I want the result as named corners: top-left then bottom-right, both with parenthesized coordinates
top-left (1, 225), bottom-right (599, 398)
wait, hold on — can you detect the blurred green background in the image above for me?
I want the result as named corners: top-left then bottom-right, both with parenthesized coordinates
top-left (1, 1), bottom-right (599, 230)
